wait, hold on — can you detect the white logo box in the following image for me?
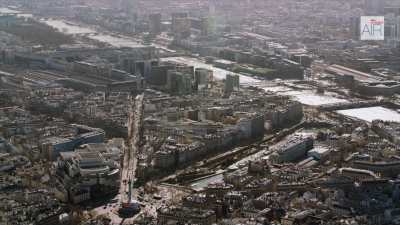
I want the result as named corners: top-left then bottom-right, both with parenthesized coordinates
top-left (360, 16), bottom-right (385, 41)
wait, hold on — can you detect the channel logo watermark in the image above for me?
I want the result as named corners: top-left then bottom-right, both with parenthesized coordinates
top-left (360, 16), bottom-right (384, 40)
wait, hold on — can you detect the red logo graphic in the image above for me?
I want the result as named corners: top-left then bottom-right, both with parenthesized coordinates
top-left (369, 19), bottom-right (384, 25)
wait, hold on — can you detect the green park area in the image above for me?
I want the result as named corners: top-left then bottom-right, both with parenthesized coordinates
top-left (232, 64), bottom-right (276, 78)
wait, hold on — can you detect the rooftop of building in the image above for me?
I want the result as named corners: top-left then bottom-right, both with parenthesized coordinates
top-left (326, 64), bottom-right (380, 83)
top-left (272, 133), bottom-right (313, 153)
top-left (158, 206), bottom-right (215, 218)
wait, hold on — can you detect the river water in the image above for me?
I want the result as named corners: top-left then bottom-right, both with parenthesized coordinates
top-left (42, 19), bottom-right (145, 48)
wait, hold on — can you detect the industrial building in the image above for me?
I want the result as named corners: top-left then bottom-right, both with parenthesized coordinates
top-left (171, 12), bottom-right (191, 39)
top-left (149, 13), bottom-right (162, 35)
top-left (339, 167), bottom-right (379, 181)
top-left (195, 68), bottom-right (213, 91)
top-left (326, 64), bottom-right (400, 96)
top-left (307, 146), bottom-right (332, 161)
top-left (119, 46), bottom-right (159, 78)
top-left (40, 124), bottom-right (105, 160)
top-left (157, 206), bottom-right (216, 225)
top-left (270, 134), bottom-right (314, 163)
top-left (55, 141), bottom-right (121, 203)
top-left (352, 161), bottom-right (400, 178)
top-left (224, 74), bottom-right (239, 94)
